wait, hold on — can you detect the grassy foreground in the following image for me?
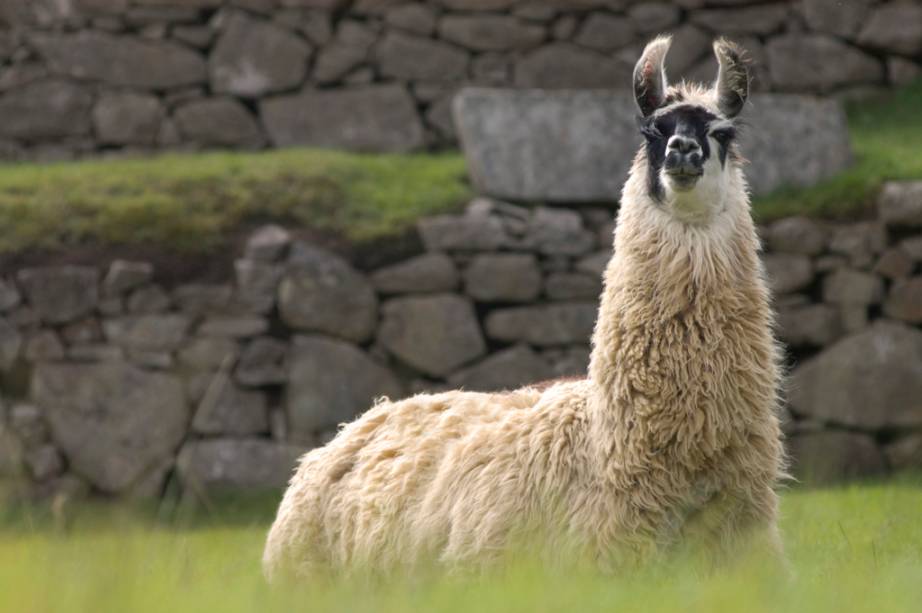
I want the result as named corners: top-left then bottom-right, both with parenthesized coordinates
top-left (1, 481), bottom-right (921, 612)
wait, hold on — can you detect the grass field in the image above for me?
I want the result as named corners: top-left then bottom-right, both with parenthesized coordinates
top-left (1, 480), bottom-right (920, 613)
top-left (0, 80), bottom-right (921, 254)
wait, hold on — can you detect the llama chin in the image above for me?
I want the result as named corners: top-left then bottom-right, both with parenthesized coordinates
top-left (263, 36), bottom-right (786, 581)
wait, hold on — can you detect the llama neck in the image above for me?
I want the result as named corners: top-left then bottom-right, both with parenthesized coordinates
top-left (586, 172), bottom-right (779, 468)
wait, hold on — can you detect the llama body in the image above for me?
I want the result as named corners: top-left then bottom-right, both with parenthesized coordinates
top-left (263, 36), bottom-right (785, 580)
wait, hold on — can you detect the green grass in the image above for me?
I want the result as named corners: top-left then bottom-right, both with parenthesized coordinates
top-left (0, 149), bottom-right (469, 253)
top-left (752, 80), bottom-right (922, 221)
top-left (0, 80), bottom-right (921, 254)
top-left (1, 481), bottom-right (921, 612)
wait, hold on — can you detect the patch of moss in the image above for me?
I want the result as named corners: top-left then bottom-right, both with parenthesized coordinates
top-left (0, 149), bottom-right (470, 253)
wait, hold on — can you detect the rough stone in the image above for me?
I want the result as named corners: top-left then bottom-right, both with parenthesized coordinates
top-left (857, 3), bottom-right (922, 56)
top-left (884, 434), bottom-right (922, 472)
top-left (234, 259), bottom-right (283, 314)
top-left (385, 4), bottom-right (436, 35)
top-left (193, 373), bottom-right (269, 435)
top-left (439, 15), bottom-right (545, 52)
top-left (278, 243), bottom-right (377, 343)
top-left (0, 279), bottom-right (20, 313)
top-left (627, 2), bottom-right (680, 32)
top-left (576, 251), bottom-right (612, 278)
top-left (17, 267), bottom-right (99, 325)
top-left (527, 207), bottom-right (596, 255)
top-left (875, 248), bottom-right (914, 280)
top-left (198, 316), bottom-right (269, 338)
top-left (690, 4), bottom-right (789, 36)
top-left (245, 224), bottom-right (291, 262)
top-left (262, 85), bottom-right (425, 152)
top-left (664, 24), bottom-right (711, 76)
top-left (371, 253), bottom-right (459, 294)
top-left (802, 0), bottom-right (871, 39)
top-left (24, 444), bottom-right (63, 482)
top-left (378, 294), bottom-right (486, 377)
top-left (9, 404), bottom-right (48, 447)
top-left (788, 322), bottom-right (922, 430)
top-left (287, 335), bottom-right (402, 435)
top-left (454, 88), bottom-right (637, 202)
top-left (93, 92), bottom-right (163, 146)
top-left (103, 314), bottom-right (191, 352)
top-left (777, 304), bottom-right (841, 348)
top-left (574, 13), bottom-right (634, 52)
top-left (762, 253), bottom-right (814, 295)
top-left (878, 181), bottom-right (922, 228)
top-left (884, 277), bottom-right (922, 324)
top-left (485, 303), bottom-right (597, 346)
top-left (127, 285), bottom-right (171, 314)
top-left (417, 212), bottom-right (509, 252)
top-left (0, 79), bottom-right (93, 142)
top-left (32, 361), bottom-right (188, 493)
top-left (174, 98), bottom-right (265, 148)
top-left (766, 35), bottom-right (883, 93)
top-left (449, 344), bottom-right (553, 392)
top-left (767, 216), bottom-right (826, 256)
top-left (436, 0), bottom-right (517, 9)
top-left (177, 336), bottom-right (239, 371)
top-left (544, 273), bottom-right (602, 301)
top-left (822, 269), bottom-right (884, 305)
top-left (888, 57), bottom-right (922, 87)
top-left (0, 318), bottom-right (21, 372)
top-left (35, 32), bottom-right (206, 89)
top-left (464, 254), bottom-right (542, 303)
top-left (788, 431), bottom-right (886, 485)
top-left (377, 32), bottom-right (468, 82)
top-left (61, 318), bottom-right (102, 346)
top-left (312, 20), bottom-right (376, 83)
top-left (235, 336), bottom-right (287, 386)
top-left (210, 12), bottom-right (311, 97)
top-left (514, 43), bottom-right (632, 89)
top-left (173, 284), bottom-right (232, 315)
top-left (177, 438), bottom-right (306, 492)
top-left (102, 260), bottom-right (153, 297)
top-left (828, 222), bottom-right (886, 267)
top-left (24, 330), bottom-right (65, 361)
top-left (738, 95), bottom-right (853, 196)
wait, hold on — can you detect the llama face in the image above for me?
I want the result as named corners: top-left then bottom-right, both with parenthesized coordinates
top-left (632, 35), bottom-right (749, 224)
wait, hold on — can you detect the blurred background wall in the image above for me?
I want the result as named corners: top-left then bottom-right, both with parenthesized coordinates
top-left (0, 0), bottom-right (917, 160)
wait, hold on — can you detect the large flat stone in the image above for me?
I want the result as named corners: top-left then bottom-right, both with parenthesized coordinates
top-left (32, 361), bottom-right (188, 493)
top-left (0, 80), bottom-right (93, 142)
top-left (34, 32), bottom-right (206, 90)
top-left (788, 322), bottom-right (922, 430)
top-left (454, 88), bottom-right (637, 202)
top-left (287, 335), bottom-right (402, 436)
top-left (454, 88), bottom-right (852, 201)
top-left (261, 85), bottom-right (424, 152)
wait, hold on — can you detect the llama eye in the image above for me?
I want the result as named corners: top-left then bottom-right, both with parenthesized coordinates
top-left (640, 123), bottom-right (662, 140)
top-left (711, 128), bottom-right (735, 143)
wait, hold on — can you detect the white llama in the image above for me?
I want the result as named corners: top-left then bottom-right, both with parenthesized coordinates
top-left (263, 36), bottom-right (785, 580)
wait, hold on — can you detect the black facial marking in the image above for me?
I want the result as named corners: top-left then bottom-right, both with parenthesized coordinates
top-left (638, 104), bottom-right (736, 201)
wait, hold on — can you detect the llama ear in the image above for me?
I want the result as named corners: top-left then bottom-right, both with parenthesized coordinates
top-left (633, 35), bottom-right (671, 117)
top-left (714, 38), bottom-right (749, 118)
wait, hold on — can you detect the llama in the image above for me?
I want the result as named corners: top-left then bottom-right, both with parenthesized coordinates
top-left (263, 36), bottom-right (785, 580)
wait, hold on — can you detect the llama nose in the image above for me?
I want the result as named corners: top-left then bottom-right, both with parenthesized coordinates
top-left (667, 135), bottom-right (700, 155)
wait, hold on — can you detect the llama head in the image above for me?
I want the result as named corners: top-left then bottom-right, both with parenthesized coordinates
top-left (632, 35), bottom-right (749, 224)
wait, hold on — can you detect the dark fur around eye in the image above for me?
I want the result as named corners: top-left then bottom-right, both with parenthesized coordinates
top-left (710, 128), bottom-right (736, 144)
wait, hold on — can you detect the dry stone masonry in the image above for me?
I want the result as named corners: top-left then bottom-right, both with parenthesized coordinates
top-left (3, 181), bottom-right (922, 500)
top-left (0, 0), bottom-right (918, 160)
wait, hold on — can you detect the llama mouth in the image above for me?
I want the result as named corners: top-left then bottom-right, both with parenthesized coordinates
top-left (665, 170), bottom-right (703, 190)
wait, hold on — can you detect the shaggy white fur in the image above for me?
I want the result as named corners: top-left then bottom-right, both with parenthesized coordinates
top-left (263, 37), bottom-right (785, 580)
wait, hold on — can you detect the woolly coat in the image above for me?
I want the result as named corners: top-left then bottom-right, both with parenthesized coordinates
top-left (263, 91), bottom-right (785, 580)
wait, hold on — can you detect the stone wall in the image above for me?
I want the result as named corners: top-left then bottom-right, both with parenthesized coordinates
top-left (2, 180), bottom-right (922, 501)
top-left (0, 0), bottom-right (919, 160)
